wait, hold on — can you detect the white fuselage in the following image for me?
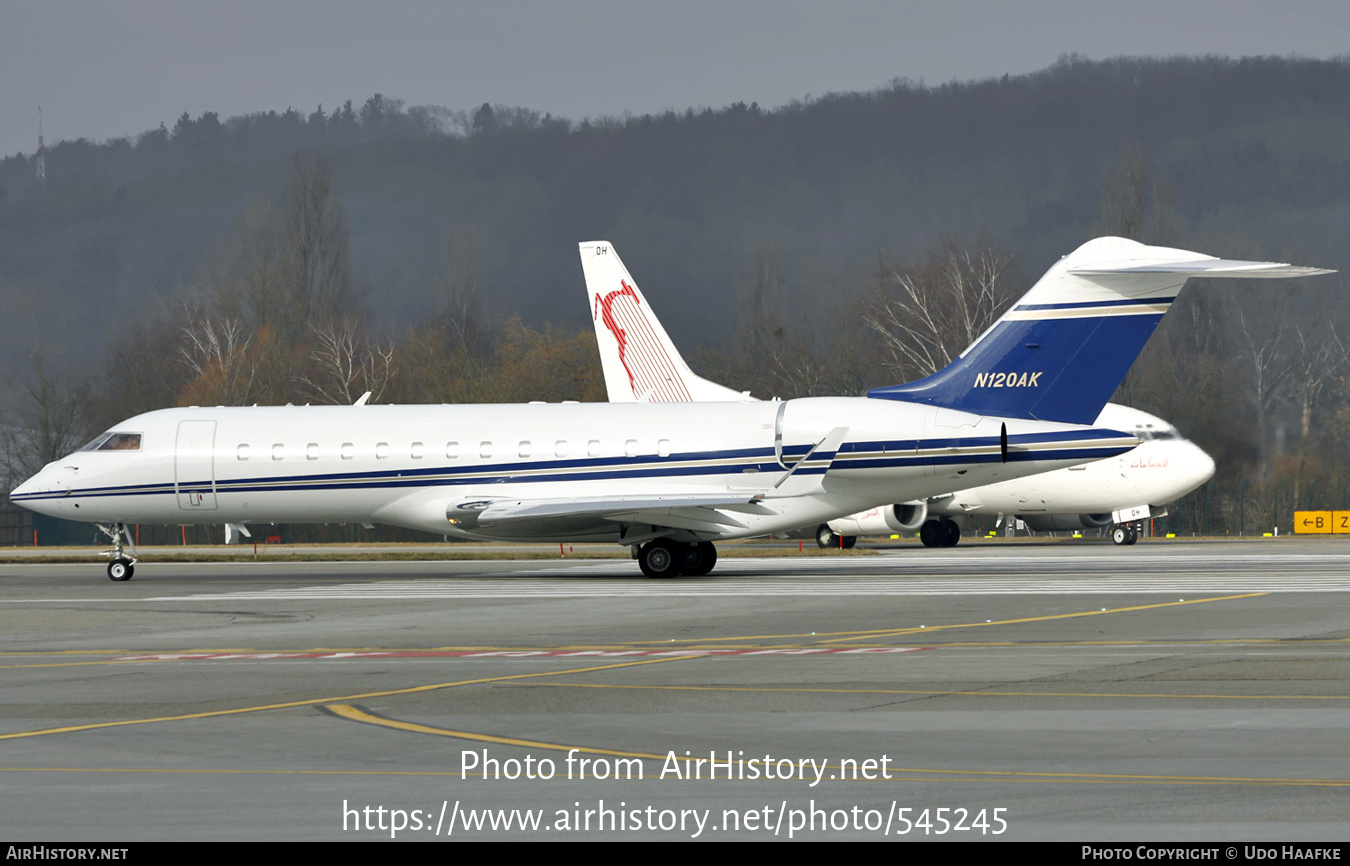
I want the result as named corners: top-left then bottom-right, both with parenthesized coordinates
top-left (927, 403), bottom-right (1214, 519)
top-left (828, 404), bottom-right (1214, 535)
top-left (925, 437), bottom-right (1212, 518)
top-left (10, 398), bottom-right (1135, 545)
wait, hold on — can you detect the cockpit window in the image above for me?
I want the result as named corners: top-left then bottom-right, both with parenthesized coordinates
top-left (78, 433), bottom-right (113, 452)
top-left (96, 433), bottom-right (142, 451)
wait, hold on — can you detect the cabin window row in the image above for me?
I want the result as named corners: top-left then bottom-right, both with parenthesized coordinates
top-left (235, 439), bottom-right (673, 461)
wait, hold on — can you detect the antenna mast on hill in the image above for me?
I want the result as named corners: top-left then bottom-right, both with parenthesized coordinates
top-left (36, 106), bottom-right (46, 187)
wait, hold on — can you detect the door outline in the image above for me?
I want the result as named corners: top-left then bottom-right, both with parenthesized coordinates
top-left (175, 420), bottom-right (218, 511)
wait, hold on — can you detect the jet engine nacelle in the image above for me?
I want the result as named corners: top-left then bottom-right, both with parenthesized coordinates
top-left (1018, 513), bottom-right (1114, 532)
top-left (828, 501), bottom-right (928, 536)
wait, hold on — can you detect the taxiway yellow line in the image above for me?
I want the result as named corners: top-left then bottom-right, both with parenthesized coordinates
top-left (0, 655), bottom-right (694, 742)
top-left (324, 704), bottom-right (667, 761)
top-left (605, 593), bottom-right (1269, 646)
top-left (824, 593), bottom-right (1270, 643)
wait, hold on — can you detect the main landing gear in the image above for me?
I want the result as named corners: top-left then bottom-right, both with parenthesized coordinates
top-left (1111, 522), bottom-right (1141, 546)
top-left (919, 518), bottom-right (961, 548)
top-left (97, 523), bottom-right (137, 581)
top-left (636, 539), bottom-right (718, 577)
top-left (814, 525), bottom-right (857, 549)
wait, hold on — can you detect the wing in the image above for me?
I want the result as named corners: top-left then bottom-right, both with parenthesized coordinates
top-left (441, 426), bottom-right (850, 542)
top-left (448, 492), bottom-right (777, 540)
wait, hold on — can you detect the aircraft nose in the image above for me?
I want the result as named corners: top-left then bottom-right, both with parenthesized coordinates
top-left (10, 471), bottom-right (40, 499)
top-left (1186, 441), bottom-right (1217, 487)
top-left (10, 461), bottom-right (71, 499)
top-left (9, 465), bottom-right (69, 517)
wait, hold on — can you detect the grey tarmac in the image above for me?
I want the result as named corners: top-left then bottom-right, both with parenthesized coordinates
top-left (1, 537), bottom-right (1348, 841)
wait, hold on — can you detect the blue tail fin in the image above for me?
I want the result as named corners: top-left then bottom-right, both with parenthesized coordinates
top-left (868, 237), bottom-right (1331, 424)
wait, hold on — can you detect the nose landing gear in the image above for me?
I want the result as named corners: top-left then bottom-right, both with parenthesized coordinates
top-left (1111, 523), bottom-right (1140, 546)
top-left (97, 523), bottom-right (137, 581)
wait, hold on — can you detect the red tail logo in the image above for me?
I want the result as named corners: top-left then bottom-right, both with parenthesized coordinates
top-left (595, 281), bottom-right (642, 395)
top-left (593, 281), bottom-right (691, 402)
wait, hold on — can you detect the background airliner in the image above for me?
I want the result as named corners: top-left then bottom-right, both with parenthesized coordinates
top-left (580, 242), bottom-right (1218, 549)
top-left (12, 238), bottom-right (1326, 580)
top-left (823, 403), bottom-right (1213, 547)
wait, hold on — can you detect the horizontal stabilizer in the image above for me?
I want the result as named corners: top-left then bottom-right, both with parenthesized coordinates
top-left (1070, 260), bottom-right (1333, 278)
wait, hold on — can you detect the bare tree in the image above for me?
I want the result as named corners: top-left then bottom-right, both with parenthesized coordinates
top-left (1288, 321), bottom-right (1349, 504)
top-left (204, 196), bottom-right (288, 332)
top-left (299, 318), bottom-right (395, 405)
top-left (280, 151), bottom-right (357, 337)
top-left (1236, 305), bottom-right (1291, 474)
top-left (1148, 171), bottom-right (1180, 246)
top-left (864, 237), bottom-right (1020, 380)
top-left (0, 356), bottom-right (86, 493)
top-left (1098, 144), bottom-right (1182, 246)
top-left (437, 224), bottom-right (487, 354)
top-left (1099, 143), bottom-right (1149, 241)
top-left (723, 236), bottom-right (837, 398)
top-left (177, 310), bottom-right (259, 405)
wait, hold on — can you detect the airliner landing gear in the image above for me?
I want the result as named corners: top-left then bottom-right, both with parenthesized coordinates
top-left (1111, 523), bottom-right (1139, 546)
top-left (678, 541), bottom-right (718, 576)
top-left (814, 525), bottom-right (857, 549)
top-left (637, 539), bottom-right (678, 577)
top-left (638, 539), bottom-right (718, 577)
top-left (920, 518), bottom-right (961, 548)
top-left (97, 523), bottom-right (137, 581)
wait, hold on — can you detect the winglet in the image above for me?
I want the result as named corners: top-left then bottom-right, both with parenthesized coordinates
top-left (579, 241), bottom-right (751, 403)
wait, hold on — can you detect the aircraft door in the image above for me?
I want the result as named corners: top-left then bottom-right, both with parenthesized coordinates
top-left (175, 420), bottom-right (218, 511)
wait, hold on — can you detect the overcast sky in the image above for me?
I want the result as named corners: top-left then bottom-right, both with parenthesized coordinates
top-left (2, 0), bottom-right (1348, 158)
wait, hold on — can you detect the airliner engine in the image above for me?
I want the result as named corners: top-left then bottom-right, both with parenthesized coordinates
top-left (828, 501), bottom-right (928, 536)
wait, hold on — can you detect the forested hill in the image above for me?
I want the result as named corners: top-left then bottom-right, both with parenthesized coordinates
top-left (2, 53), bottom-right (1349, 382)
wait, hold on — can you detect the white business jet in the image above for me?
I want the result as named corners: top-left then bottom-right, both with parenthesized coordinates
top-left (579, 242), bottom-right (1256, 550)
top-left (11, 239), bottom-right (1327, 580)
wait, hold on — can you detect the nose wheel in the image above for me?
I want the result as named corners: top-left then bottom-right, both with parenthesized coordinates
top-left (97, 523), bottom-right (139, 580)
